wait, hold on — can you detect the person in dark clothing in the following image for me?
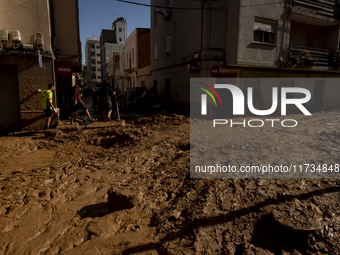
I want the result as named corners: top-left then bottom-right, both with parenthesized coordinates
top-left (91, 88), bottom-right (99, 111)
top-left (97, 82), bottom-right (115, 122)
top-left (70, 83), bottom-right (96, 124)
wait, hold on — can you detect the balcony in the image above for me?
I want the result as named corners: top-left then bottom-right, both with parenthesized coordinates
top-left (292, 0), bottom-right (340, 21)
top-left (288, 45), bottom-right (339, 67)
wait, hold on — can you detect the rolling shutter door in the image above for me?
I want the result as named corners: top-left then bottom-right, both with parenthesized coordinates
top-left (0, 65), bottom-right (21, 132)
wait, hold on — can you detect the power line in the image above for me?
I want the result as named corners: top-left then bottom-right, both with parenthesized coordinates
top-left (0, 0), bottom-right (35, 16)
top-left (215, 0), bottom-right (289, 9)
top-left (115, 0), bottom-right (290, 10)
top-left (116, 0), bottom-right (202, 9)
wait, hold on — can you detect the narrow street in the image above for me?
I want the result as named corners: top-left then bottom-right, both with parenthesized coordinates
top-left (2, 0), bottom-right (340, 254)
top-left (0, 112), bottom-right (340, 254)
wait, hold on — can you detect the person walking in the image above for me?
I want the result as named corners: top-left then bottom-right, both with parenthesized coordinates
top-left (91, 88), bottom-right (99, 111)
top-left (70, 83), bottom-right (96, 124)
top-left (41, 83), bottom-right (61, 129)
top-left (97, 82), bottom-right (115, 122)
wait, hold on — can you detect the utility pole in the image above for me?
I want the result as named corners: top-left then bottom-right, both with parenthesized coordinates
top-left (200, 0), bottom-right (208, 51)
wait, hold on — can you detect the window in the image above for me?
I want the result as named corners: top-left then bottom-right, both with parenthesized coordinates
top-left (253, 18), bottom-right (277, 44)
top-left (119, 38), bottom-right (122, 42)
top-left (154, 44), bottom-right (158, 60)
top-left (165, 79), bottom-right (171, 99)
top-left (97, 53), bottom-right (100, 56)
top-left (96, 45), bottom-right (100, 49)
top-left (132, 48), bottom-right (134, 64)
top-left (97, 68), bottom-right (101, 71)
top-left (97, 61), bottom-right (101, 64)
top-left (119, 28), bottom-right (122, 32)
top-left (166, 36), bottom-right (171, 55)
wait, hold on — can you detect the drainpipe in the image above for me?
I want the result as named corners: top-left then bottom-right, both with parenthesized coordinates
top-left (47, 0), bottom-right (57, 107)
top-left (52, 55), bottom-right (57, 106)
top-left (171, 19), bottom-right (177, 65)
top-left (200, 0), bottom-right (205, 51)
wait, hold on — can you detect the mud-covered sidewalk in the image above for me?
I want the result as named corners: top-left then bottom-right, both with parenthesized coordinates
top-left (0, 113), bottom-right (340, 255)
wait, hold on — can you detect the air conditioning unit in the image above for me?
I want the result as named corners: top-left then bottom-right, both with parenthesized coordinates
top-left (163, 9), bottom-right (171, 21)
top-left (12, 30), bottom-right (21, 42)
top-left (35, 32), bottom-right (43, 49)
top-left (22, 44), bottom-right (34, 50)
top-left (8, 30), bottom-right (22, 49)
top-left (0, 29), bottom-right (8, 41)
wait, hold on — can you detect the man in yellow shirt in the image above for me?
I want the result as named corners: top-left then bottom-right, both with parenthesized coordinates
top-left (41, 83), bottom-right (61, 129)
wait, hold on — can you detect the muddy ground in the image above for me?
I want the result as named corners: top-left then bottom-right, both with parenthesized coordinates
top-left (1, 111), bottom-right (340, 255)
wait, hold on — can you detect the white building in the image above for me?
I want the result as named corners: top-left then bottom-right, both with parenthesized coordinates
top-left (112, 17), bottom-right (127, 45)
top-left (106, 51), bottom-right (121, 86)
top-left (101, 43), bottom-right (124, 82)
top-left (100, 17), bottom-right (127, 81)
top-left (85, 36), bottom-right (102, 87)
top-left (115, 28), bottom-right (151, 95)
top-left (150, 0), bottom-right (340, 112)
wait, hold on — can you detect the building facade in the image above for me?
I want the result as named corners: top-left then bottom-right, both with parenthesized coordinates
top-left (106, 52), bottom-right (121, 87)
top-left (117, 28), bottom-right (151, 93)
top-left (0, 0), bottom-right (82, 133)
top-left (85, 36), bottom-right (102, 87)
top-left (112, 17), bottom-right (128, 45)
top-left (150, 0), bottom-right (340, 112)
top-left (100, 18), bottom-right (127, 81)
top-left (101, 42), bottom-right (124, 82)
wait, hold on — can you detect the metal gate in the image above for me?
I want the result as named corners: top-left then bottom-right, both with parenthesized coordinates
top-left (0, 65), bottom-right (21, 133)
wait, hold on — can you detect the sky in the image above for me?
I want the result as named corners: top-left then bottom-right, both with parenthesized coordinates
top-left (79, 0), bottom-right (151, 65)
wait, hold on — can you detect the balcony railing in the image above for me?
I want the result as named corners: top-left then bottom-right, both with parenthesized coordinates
top-left (288, 45), bottom-right (339, 67)
top-left (292, 0), bottom-right (340, 19)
